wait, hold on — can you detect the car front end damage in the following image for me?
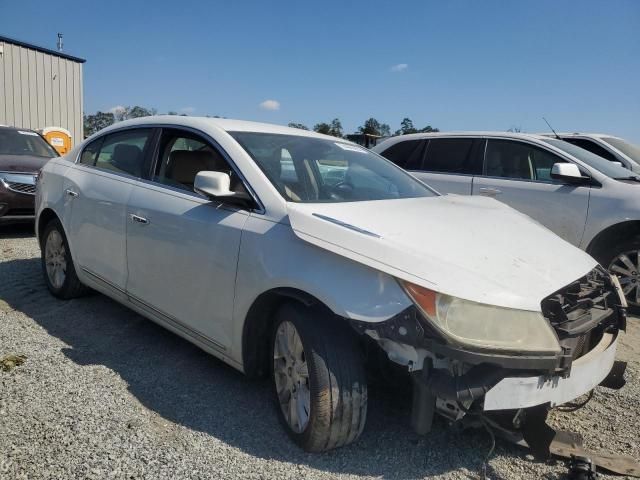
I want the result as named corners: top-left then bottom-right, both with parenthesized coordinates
top-left (351, 266), bottom-right (627, 434)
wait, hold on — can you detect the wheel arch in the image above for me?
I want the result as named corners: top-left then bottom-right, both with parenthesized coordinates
top-left (37, 208), bottom-right (61, 246)
top-left (586, 220), bottom-right (640, 260)
top-left (241, 287), bottom-right (341, 379)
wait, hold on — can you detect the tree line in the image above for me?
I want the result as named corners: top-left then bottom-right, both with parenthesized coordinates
top-left (84, 106), bottom-right (438, 139)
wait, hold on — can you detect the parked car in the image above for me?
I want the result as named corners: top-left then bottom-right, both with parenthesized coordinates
top-left (374, 132), bottom-right (640, 308)
top-left (0, 126), bottom-right (59, 223)
top-left (541, 133), bottom-right (640, 173)
top-left (36, 117), bottom-right (625, 451)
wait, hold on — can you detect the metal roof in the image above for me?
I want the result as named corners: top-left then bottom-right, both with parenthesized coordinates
top-left (0, 35), bottom-right (86, 63)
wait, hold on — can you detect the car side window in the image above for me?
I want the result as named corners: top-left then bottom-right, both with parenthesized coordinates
top-left (485, 140), bottom-right (565, 182)
top-left (563, 138), bottom-right (618, 163)
top-left (92, 130), bottom-right (152, 177)
top-left (79, 137), bottom-right (103, 165)
top-left (380, 139), bottom-right (425, 170)
top-left (423, 138), bottom-right (480, 174)
top-left (153, 129), bottom-right (244, 194)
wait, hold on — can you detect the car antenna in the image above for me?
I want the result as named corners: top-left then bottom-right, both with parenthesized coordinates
top-left (543, 117), bottom-right (561, 140)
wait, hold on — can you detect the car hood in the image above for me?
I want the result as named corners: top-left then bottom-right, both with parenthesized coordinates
top-left (287, 195), bottom-right (597, 312)
top-left (0, 155), bottom-right (52, 173)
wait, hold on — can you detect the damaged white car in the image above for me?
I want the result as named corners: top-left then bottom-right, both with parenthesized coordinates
top-left (35, 117), bottom-right (626, 452)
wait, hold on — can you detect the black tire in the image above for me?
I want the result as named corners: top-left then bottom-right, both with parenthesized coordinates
top-left (41, 218), bottom-right (89, 299)
top-left (594, 236), bottom-right (640, 312)
top-left (270, 302), bottom-right (368, 452)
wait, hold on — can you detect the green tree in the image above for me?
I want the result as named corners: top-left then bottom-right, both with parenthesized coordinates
top-left (329, 118), bottom-right (343, 137)
top-left (83, 111), bottom-right (115, 137)
top-left (288, 122), bottom-right (309, 130)
top-left (418, 125), bottom-right (439, 133)
top-left (396, 117), bottom-right (418, 135)
top-left (313, 122), bottom-right (332, 135)
top-left (358, 118), bottom-right (382, 136)
top-left (312, 119), bottom-right (343, 137)
top-left (125, 106), bottom-right (157, 119)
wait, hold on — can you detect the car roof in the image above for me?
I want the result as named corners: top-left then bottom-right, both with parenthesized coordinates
top-left (95, 115), bottom-right (355, 143)
top-left (377, 131), bottom-right (553, 143)
top-left (538, 132), bottom-right (621, 140)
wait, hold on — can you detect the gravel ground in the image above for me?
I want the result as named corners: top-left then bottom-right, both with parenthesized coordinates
top-left (1, 224), bottom-right (639, 479)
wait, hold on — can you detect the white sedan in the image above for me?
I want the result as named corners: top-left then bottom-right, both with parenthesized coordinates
top-left (35, 116), bottom-right (626, 451)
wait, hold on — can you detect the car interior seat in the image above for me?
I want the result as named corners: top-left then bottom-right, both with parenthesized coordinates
top-left (167, 150), bottom-right (229, 190)
top-left (111, 144), bottom-right (142, 177)
top-left (261, 149), bottom-right (303, 201)
top-left (486, 150), bottom-right (503, 177)
top-left (501, 154), bottom-right (533, 179)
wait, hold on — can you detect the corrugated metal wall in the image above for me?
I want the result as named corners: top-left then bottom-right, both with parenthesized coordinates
top-left (0, 41), bottom-right (83, 142)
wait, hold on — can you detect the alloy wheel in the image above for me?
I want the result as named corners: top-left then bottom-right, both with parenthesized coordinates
top-left (45, 230), bottom-right (67, 289)
top-left (609, 250), bottom-right (640, 306)
top-left (273, 320), bottom-right (311, 433)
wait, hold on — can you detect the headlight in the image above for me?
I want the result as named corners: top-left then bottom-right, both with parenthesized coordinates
top-left (402, 281), bottom-right (561, 354)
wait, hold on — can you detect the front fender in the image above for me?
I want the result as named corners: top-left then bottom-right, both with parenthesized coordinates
top-left (231, 215), bottom-right (411, 363)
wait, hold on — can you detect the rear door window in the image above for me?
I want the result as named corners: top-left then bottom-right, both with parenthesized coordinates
top-left (423, 138), bottom-right (481, 174)
top-left (93, 129), bottom-right (153, 177)
top-left (379, 139), bottom-right (426, 170)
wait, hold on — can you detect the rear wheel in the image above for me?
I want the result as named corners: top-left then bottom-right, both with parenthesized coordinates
top-left (41, 219), bottom-right (89, 299)
top-left (271, 302), bottom-right (367, 452)
top-left (596, 237), bottom-right (640, 310)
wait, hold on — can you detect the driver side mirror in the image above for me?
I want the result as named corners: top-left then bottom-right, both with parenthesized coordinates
top-left (194, 171), bottom-right (254, 207)
top-left (550, 163), bottom-right (589, 184)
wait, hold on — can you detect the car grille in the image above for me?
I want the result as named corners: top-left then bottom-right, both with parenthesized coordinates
top-left (541, 266), bottom-right (624, 371)
top-left (6, 181), bottom-right (36, 195)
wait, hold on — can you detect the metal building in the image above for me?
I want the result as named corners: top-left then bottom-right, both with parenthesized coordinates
top-left (0, 35), bottom-right (85, 142)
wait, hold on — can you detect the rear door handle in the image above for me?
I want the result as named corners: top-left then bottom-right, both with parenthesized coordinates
top-left (479, 187), bottom-right (502, 196)
top-left (129, 214), bottom-right (149, 225)
top-left (65, 188), bottom-right (79, 198)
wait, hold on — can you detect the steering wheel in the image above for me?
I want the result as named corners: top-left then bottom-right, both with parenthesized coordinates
top-left (325, 180), bottom-right (355, 200)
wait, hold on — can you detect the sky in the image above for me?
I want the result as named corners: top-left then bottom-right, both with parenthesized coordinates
top-left (2, 0), bottom-right (639, 141)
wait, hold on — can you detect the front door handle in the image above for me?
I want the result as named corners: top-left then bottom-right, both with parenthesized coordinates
top-left (65, 188), bottom-right (79, 198)
top-left (129, 214), bottom-right (149, 225)
top-left (478, 187), bottom-right (502, 196)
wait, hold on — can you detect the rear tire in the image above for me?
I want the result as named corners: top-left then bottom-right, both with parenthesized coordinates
top-left (595, 237), bottom-right (640, 312)
top-left (271, 302), bottom-right (368, 452)
top-left (41, 219), bottom-right (89, 299)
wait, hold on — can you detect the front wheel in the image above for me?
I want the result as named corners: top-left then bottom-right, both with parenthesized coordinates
top-left (271, 303), bottom-right (368, 452)
top-left (597, 237), bottom-right (640, 310)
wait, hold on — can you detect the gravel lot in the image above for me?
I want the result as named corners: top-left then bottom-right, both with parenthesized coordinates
top-left (1, 224), bottom-right (639, 479)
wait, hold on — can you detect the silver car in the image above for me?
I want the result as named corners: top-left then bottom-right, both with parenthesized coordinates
top-left (374, 131), bottom-right (640, 308)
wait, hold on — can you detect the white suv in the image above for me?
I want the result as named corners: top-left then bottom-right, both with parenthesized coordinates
top-left (374, 132), bottom-right (640, 308)
top-left (543, 133), bottom-right (640, 173)
top-left (36, 117), bottom-right (625, 451)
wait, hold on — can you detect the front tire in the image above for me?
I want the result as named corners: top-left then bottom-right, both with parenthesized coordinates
top-left (271, 302), bottom-right (368, 452)
top-left (41, 219), bottom-right (89, 299)
top-left (596, 237), bottom-right (640, 310)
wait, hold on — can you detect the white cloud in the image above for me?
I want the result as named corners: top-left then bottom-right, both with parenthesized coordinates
top-left (259, 99), bottom-right (281, 111)
top-left (108, 105), bottom-right (126, 115)
top-left (390, 63), bottom-right (408, 72)
top-left (180, 106), bottom-right (196, 114)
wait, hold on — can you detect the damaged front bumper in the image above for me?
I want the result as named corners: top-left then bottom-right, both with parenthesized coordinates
top-left (483, 331), bottom-right (618, 411)
top-left (351, 266), bottom-right (626, 426)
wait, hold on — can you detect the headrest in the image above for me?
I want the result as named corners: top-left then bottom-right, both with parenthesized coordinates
top-left (112, 144), bottom-right (142, 176)
top-left (263, 149), bottom-right (283, 178)
top-left (168, 150), bottom-right (227, 184)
